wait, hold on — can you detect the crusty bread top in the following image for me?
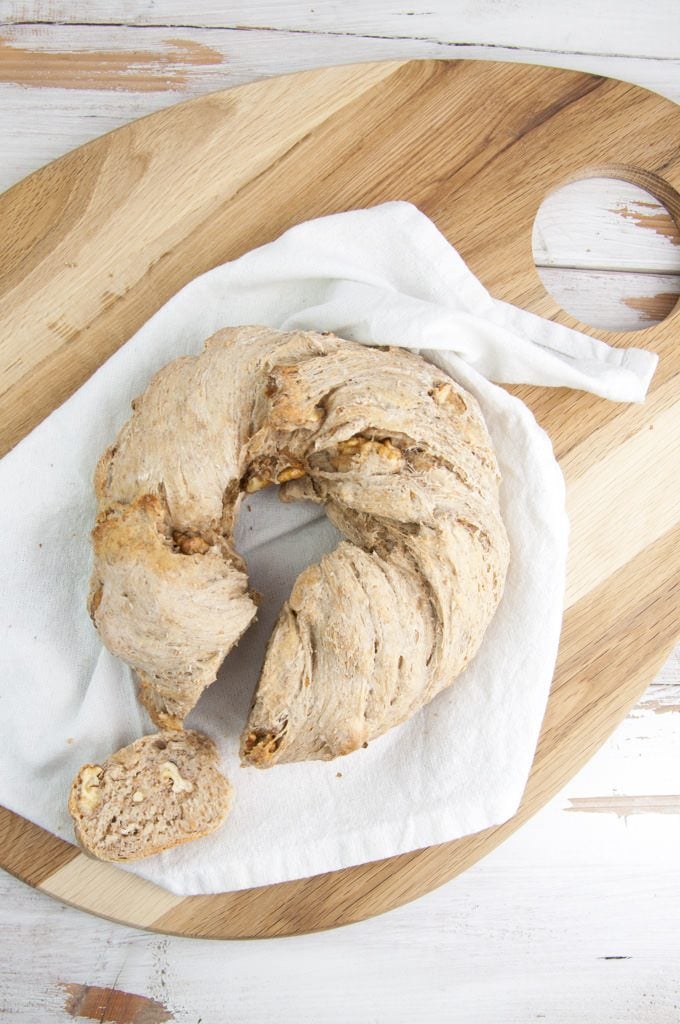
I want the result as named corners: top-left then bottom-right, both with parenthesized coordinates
top-left (89, 327), bottom-right (508, 758)
top-left (239, 338), bottom-right (509, 765)
top-left (68, 730), bottom-right (232, 862)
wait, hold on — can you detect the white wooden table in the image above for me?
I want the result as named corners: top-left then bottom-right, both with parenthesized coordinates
top-left (1, 4), bottom-right (679, 1021)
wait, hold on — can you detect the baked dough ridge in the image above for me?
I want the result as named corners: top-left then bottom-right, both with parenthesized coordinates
top-left (89, 326), bottom-right (509, 765)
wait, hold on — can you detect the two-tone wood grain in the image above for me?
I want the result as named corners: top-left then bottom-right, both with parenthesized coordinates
top-left (0, 59), bottom-right (678, 937)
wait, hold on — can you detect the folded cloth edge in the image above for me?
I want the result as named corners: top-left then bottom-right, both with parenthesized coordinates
top-left (279, 201), bottom-right (658, 402)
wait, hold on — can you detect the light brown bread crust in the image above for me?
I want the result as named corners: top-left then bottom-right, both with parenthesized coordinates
top-left (90, 326), bottom-right (509, 762)
top-left (68, 730), bottom-right (232, 861)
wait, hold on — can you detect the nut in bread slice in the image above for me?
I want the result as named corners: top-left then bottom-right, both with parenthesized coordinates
top-left (68, 730), bottom-right (232, 862)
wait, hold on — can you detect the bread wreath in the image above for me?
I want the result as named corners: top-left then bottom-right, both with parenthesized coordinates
top-left (89, 326), bottom-right (509, 766)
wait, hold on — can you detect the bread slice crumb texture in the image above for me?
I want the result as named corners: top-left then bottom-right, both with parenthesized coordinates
top-left (68, 730), bottom-right (232, 862)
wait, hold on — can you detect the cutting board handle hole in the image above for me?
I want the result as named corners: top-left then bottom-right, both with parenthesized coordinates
top-left (532, 174), bottom-right (680, 332)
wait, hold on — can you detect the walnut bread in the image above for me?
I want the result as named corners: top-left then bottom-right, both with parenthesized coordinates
top-left (68, 730), bottom-right (232, 861)
top-left (89, 325), bottom-right (509, 766)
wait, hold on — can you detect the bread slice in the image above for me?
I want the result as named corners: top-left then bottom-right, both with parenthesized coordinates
top-left (68, 730), bottom-right (232, 862)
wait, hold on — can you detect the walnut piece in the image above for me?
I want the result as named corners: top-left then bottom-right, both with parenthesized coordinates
top-left (332, 436), bottom-right (403, 471)
top-left (78, 765), bottom-right (103, 815)
top-left (277, 466), bottom-right (306, 483)
top-left (244, 474), bottom-right (271, 493)
top-left (431, 381), bottom-right (467, 415)
top-left (159, 760), bottom-right (194, 794)
top-left (172, 531), bottom-right (211, 556)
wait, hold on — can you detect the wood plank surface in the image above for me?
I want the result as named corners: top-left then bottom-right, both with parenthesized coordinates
top-left (537, 268), bottom-right (680, 330)
top-left (0, 57), bottom-right (679, 940)
top-left (6, 0), bottom-right (680, 58)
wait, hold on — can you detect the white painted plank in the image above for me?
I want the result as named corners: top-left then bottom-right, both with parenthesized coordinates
top-left (1, 856), bottom-right (678, 1021)
top-left (534, 178), bottom-right (680, 274)
top-left (5, 0), bottom-right (680, 60)
top-left (0, 22), bottom-right (678, 102)
top-left (537, 268), bottom-right (680, 330)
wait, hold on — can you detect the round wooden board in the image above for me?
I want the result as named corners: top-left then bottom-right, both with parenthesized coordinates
top-left (1, 59), bottom-right (679, 939)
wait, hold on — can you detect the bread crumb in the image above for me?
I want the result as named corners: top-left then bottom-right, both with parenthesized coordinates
top-left (336, 772), bottom-right (343, 778)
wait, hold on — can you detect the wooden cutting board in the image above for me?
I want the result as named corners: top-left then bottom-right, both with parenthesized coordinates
top-left (1, 59), bottom-right (678, 939)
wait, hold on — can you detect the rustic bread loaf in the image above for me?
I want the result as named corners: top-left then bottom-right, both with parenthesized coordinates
top-left (68, 730), bottom-right (232, 861)
top-left (89, 326), bottom-right (509, 761)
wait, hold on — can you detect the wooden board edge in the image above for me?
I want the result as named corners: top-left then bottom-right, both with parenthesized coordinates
top-left (0, 556), bottom-right (672, 938)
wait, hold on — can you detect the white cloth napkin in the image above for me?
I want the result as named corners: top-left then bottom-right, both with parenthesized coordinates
top-left (0, 202), bottom-right (656, 895)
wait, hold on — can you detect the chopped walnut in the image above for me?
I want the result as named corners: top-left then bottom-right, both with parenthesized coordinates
top-left (373, 439), bottom-right (402, 462)
top-left (277, 466), bottom-right (306, 483)
top-left (78, 765), bottom-right (103, 815)
top-left (159, 760), bottom-right (194, 794)
top-left (337, 437), bottom-right (363, 452)
top-left (431, 382), bottom-right (467, 415)
top-left (243, 730), bottom-right (283, 762)
top-left (244, 474), bottom-right (271, 493)
top-left (332, 436), bottom-right (403, 471)
top-left (172, 531), bottom-right (211, 555)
